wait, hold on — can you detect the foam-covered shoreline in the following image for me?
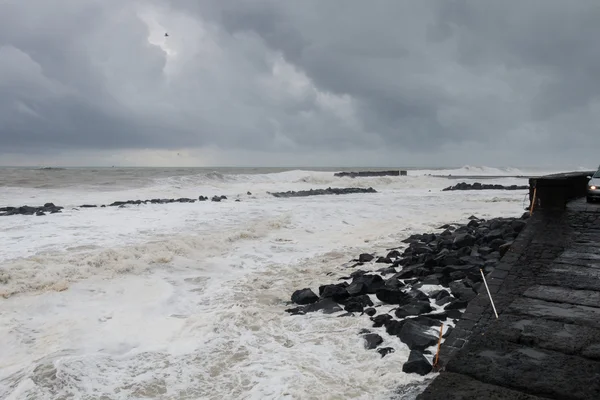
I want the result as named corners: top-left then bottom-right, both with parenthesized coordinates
top-left (284, 212), bottom-right (528, 385)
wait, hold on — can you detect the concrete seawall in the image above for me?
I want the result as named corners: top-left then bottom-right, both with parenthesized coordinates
top-left (417, 172), bottom-right (600, 399)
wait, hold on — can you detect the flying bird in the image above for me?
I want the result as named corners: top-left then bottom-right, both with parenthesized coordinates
top-left (164, 32), bottom-right (169, 37)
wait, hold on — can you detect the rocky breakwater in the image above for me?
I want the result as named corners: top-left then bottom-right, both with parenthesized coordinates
top-left (443, 182), bottom-right (528, 191)
top-left (285, 213), bottom-right (529, 376)
top-left (0, 194), bottom-right (236, 217)
top-left (270, 187), bottom-right (377, 198)
top-left (0, 203), bottom-right (64, 216)
top-left (334, 171), bottom-right (400, 178)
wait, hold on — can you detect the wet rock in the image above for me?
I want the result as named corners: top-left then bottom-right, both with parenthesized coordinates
top-left (445, 299), bottom-right (469, 310)
top-left (375, 288), bottom-right (410, 304)
top-left (270, 187), bottom-right (377, 198)
top-left (285, 298), bottom-right (342, 315)
top-left (378, 266), bottom-right (397, 275)
top-left (371, 314), bottom-right (393, 328)
top-left (378, 347), bottom-right (395, 357)
top-left (363, 333), bottom-right (384, 350)
top-left (358, 253), bottom-right (375, 263)
top-left (319, 284), bottom-right (350, 302)
top-left (386, 250), bottom-right (402, 259)
top-left (346, 281), bottom-right (368, 296)
top-left (342, 295), bottom-right (373, 312)
top-left (394, 301), bottom-right (433, 318)
top-left (291, 288), bottom-right (319, 305)
top-left (352, 274), bottom-right (384, 293)
top-left (376, 256), bottom-right (393, 264)
top-left (398, 320), bottom-right (439, 351)
top-left (334, 170), bottom-right (400, 178)
top-left (453, 233), bottom-right (476, 248)
top-left (449, 281), bottom-right (477, 302)
top-left (402, 350), bottom-right (433, 375)
top-left (364, 307), bottom-right (377, 316)
top-left (442, 182), bottom-right (528, 191)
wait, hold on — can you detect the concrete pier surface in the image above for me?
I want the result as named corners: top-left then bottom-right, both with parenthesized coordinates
top-left (418, 197), bottom-right (600, 400)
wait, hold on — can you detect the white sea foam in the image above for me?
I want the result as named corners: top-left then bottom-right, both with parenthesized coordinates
top-left (0, 167), bottom-right (534, 399)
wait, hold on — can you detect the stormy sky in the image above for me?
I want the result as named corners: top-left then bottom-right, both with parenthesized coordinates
top-left (1, 0), bottom-right (599, 168)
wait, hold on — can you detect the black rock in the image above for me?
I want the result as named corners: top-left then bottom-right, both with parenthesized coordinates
top-left (371, 314), bottom-right (393, 328)
top-left (448, 281), bottom-right (477, 302)
top-left (394, 301), bottom-right (433, 318)
top-left (303, 298), bottom-right (343, 314)
top-left (384, 276), bottom-right (406, 290)
top-left (363, 333), bottom-right (384, 350)
top-left (402, 350), bottom-right (433, 375)
top-left (319, 284), bottom-right (350, 302)
top-left (291, 288), bottom-right (319, 305)
top-left (378, 266), bottom-right (397, 275)
top-left (358, 253), bottom-right (375, 263)
top-left (342, 295), bottom-right (373, 312)
top-left (453, 233), bottom-right (476, 248)
top-left (386, 250), bottom-right (401, 259)
top-left (364, 307), bottom-right (377, 316)
top-left (431, 289), bottom-right (451, 301)
top-left (270, 187), bottom-right (377, 198)
top-left (375, 288), bottom-right (410, 304)
top-left (346, 282), bottom-right (368, 296)
top-left (445, 299), bottom-right (469, 310)
top-left (378, 347), bottom-right (395, 357)
top-left (352, 274), bottom-right (384, 293)
top-left (376, 256), bottom-right (393, 264)
top-left (499, 242), bottom-right (513, 257)
top-left (398, 320), bottom-right (439, 351)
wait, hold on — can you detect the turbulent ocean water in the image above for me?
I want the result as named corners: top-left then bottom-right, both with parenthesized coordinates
top-left (0, 166), bottom-right (560, 399)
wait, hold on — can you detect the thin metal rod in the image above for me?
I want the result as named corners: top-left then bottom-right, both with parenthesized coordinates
top-left (480, 269), bottom-right (499, 319)
top-left (530, 186), bottom-right (537, 216)
top-left (433, 322), bottom-right (444, 369)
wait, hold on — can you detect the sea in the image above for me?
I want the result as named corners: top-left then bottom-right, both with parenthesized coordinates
top-left (0, 166), bottom-right (570, 399)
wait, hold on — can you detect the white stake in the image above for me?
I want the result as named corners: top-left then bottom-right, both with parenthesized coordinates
top-left (480, 269), bottom-right (499, 319)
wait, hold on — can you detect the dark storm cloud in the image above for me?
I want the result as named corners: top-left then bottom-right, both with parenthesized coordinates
top-left (1, 0), bottom-right (600, 165)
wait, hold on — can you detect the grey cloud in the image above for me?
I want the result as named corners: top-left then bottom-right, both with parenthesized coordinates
top-left (1, 0), bottom-right (600, 166)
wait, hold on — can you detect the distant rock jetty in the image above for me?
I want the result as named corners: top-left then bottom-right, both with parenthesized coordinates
top-left (334, 170), bottom-right (405, 178)
top-left (0, 203), bottom-right (64, 216)
top-left (0, 194), bottom-right (235, 216)
top-left (269, 187), bottom-right (377, 198)
top-left (442, 182), bottom-right (528, 191)
top-left (285, 213), bottom-right (529, 375)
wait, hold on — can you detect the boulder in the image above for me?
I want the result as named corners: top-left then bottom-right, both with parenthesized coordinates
top-left (394, 301), bottom-right (433, 318)
top-left (371, 314), bottom-right (393, 328)
top-left (449, 281), bottom-right (477, 302)
top-left (375, 288), bottom-right (410, 304)
top-left (291, 288), bottom-right (319, 305)
top-left (364, 307), bottom-right (377, 316)
top-left (377, 347), bottom-right (395, 358)
top-left (402, 350), bottom-right (433, 375)
top-left (285, 298), bottom-right (342, 315)
top-left (363, 333), bottom-right (384, 350)
top-left (398, 320), bottom-right (439, 351)
top-left (319, 284), bottom-right (350, 302)
top-left (358, 253), bottom-right (375, 263)
top-left (352, 274), bottom-right (384, 293)
top-left (453, 234), bottom-right (476, 248)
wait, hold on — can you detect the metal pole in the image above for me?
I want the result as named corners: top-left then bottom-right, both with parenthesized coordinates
top-left (480, 269), bottom-right (499, 319)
